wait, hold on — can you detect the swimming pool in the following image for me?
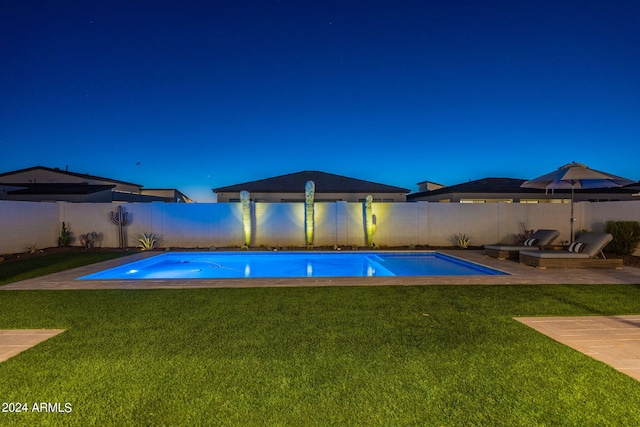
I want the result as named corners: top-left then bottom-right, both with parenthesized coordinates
top-left (77, 252), bottom-right (507, 280)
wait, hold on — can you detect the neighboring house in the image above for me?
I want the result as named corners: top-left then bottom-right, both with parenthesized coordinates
top-left (407, 177), bottom-right (640, 203)
top-left (0, 166), bottom-right (192, 203)
top-left (213, 170), bottom-right (410, 202)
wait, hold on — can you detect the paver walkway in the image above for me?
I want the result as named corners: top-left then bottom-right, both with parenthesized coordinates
top-left (0, 329), bottom-right (65, 362)
top-left (516, 316), bottom-right (640, 381)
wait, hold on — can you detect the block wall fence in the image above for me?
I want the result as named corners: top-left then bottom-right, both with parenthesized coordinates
top-left (1, 200), bottom-right (639, 255)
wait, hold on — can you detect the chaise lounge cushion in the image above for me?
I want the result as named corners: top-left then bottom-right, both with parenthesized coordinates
top-left (523, 251), bottom-right (590, 259)
top-left (485, 245), bottom-right (541, 251)
top-left (519, 232), bottom-right (613, 260)
top-left (484, 229), bottom-right (560, 254)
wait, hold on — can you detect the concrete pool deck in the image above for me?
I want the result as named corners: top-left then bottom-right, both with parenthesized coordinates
top-left (1, 249), bottom-right (640, 290)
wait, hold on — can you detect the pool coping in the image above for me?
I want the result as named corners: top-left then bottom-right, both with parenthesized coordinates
top-left (2, 250), bottom-right (640, 290)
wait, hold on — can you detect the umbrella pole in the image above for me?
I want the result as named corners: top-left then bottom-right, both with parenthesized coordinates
top-left (570, 183), bottom-right (575, 244)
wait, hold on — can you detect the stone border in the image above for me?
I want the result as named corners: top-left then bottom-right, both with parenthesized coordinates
top-left (2, 250), bottom-right (640, 290)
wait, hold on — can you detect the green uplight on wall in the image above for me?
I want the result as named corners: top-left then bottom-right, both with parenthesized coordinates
top-left (305, 181), bottom-right (315, 248)
top-left (240, 190), bottom-right (251, 247)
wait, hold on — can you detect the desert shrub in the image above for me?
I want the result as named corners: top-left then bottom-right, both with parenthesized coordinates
top-left (517, 222), bottom-right (534, 244)
top-left (58, 222), bottom-right (73, 247)
top-left (137, 232), bottom-right (160, 251)
top-left (605, 221), bottom-right (640, 256)
top-left (80, 232), bottom-right (99, 250)
top-left (451, 233), bottom-right (471, 249)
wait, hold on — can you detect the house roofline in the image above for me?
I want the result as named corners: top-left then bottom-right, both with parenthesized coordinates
top-left (213, 170), bottom-right (410, 194)
top-left (0, 166), bottom-right (143, 187)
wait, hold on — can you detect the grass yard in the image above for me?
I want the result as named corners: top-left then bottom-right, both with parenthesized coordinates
top-left (1, 282), bottom-right (640, 426)
top-left (0, 250), bottom-right (130, 286)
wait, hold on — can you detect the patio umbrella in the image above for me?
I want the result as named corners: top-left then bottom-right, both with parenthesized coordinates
top-left (521, 162), bottom-right (635, 243)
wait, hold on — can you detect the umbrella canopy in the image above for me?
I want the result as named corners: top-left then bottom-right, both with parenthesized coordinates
top-left (521, 162), bottom-right (636, 242)
top-left (521, 162), bottom-right (635, 191)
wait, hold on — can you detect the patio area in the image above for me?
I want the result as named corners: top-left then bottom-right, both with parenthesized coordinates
top-left (2, 249), bottom-right (640, 290)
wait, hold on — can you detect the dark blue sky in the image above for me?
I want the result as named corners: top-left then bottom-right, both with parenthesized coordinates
top-left (2, 1), bottom-right (639, 201)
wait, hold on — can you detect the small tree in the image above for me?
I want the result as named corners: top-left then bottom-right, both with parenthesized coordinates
top-left (58, 222), bottom-right (73, 247)
top-left (605, 221), bottom-right (640, 256)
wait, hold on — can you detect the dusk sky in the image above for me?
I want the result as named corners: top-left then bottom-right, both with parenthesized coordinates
top-left (2, 1), bottom-right (639, 202)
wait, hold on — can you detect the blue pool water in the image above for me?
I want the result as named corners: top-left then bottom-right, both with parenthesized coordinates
top-left (77, 252), bottom-right (507, 280)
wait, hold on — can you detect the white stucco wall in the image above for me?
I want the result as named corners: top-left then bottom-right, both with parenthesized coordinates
top-left (153, 203), bottom-right (241, 248)
top-left (370, 202), bottom-right (422, 247)
top-left (58, 202), bottom-right (242, 249)
top-left (254, 203), bottom-right (305, 246)
top-left (1, 200), bottom-right (639, 255)
top-left (311, 202), bottom-right (338, 246)
top-left (59, 202), bottom-right (126, 248)
top-left (500, 202), bottom-right (574, 244)
top-left (0, 201), bottom-right (59, 253)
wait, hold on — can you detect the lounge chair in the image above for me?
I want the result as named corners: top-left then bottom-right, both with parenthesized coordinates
top-left (519, 232), bottom-right (622, 269)
top-left (484, 229), bottom-right (560, 259)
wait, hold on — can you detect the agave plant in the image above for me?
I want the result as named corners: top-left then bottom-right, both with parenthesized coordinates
top-left (453, 233), bottom-right (471, 249)
top-left (137, 232), bottom-right (160, 251)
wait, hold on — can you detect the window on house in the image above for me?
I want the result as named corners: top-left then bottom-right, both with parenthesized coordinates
top-left (358, 198), bottom-right (394, 202)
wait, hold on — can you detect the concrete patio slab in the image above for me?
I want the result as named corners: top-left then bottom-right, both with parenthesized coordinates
top-left (0, 329), bottom-right (65, 363)
top-left (516, 316), bottom-right (640, 381)
top-left (1, 250), bottom-right (640, 290)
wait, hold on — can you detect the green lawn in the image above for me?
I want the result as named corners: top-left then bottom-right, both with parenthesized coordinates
top-left (1, 253), bottom-right (640, 425)
top-left (0, 251), bottom-right (130, 286)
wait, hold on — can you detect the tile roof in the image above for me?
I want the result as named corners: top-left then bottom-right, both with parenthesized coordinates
top-left (213, 170), bottom-right (410, 194)
top-left (0, 166), bottom-right (142, 187)
top-left (407, 177), bottom-right (639, 200)
top-left (5, 183), bottom-right (116, 195)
